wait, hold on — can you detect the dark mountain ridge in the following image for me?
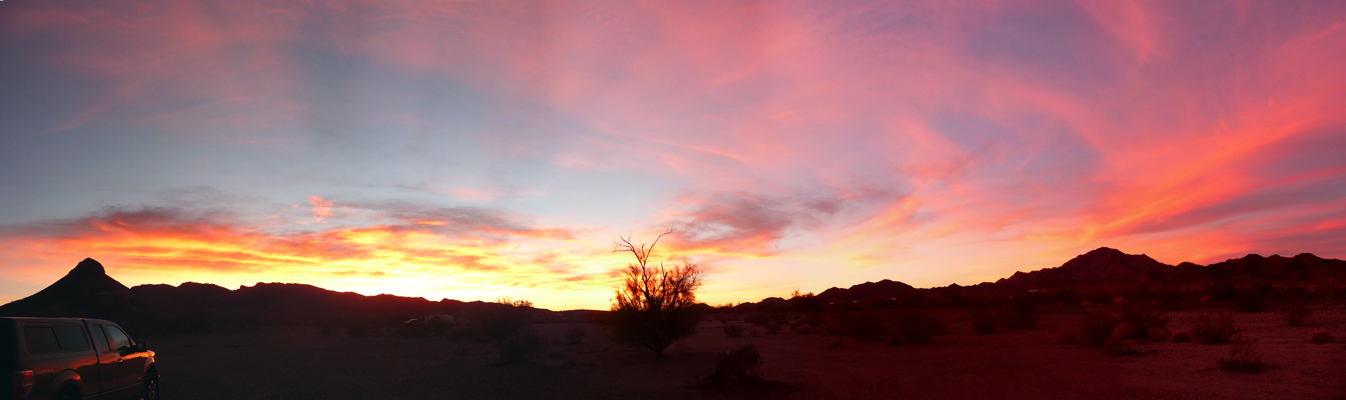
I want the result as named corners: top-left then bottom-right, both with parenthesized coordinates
top-left (0, 259), bottom-right (542, 333)
top-left (796, 247), bottom-right (1346, 302)
top-left (989, 247), bottom-right (1174, 289)
top-left (4, 248), bottom-right (1344, 329)
top-left (817, 279), bottom-right (915, 302)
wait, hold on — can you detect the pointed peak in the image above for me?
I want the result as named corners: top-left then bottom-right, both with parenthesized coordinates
top-left (69, 258), bottom-right (106, 276)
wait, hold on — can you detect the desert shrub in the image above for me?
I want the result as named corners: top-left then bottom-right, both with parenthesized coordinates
top-left (705, 344), bottom-right (762, 387)
top-left (1190, 312), bottom-right (1240, 344)
top-left (1215, 343), bottom-right (1266, 372)
top-left (609, 233), bottom-right (705, 356)
top-left (830, 312), bottom-right (886, 339)
top-left (970, 309), bottom-right (998, 334)
top-left (1111, 323), bottom-right (1140, 341)
top-left (1307, 329), bottom-right (1334, 344)
top-left (1079, 312), bottom-right (1121, 347)
top-left (723, 324), bottom-right (745, 337)
top-left (798, 312), bottom-right (827, 327)
top-left (565, 326), bottom-right (588, 344)
top-left (476, 302), bottom-right (534, 344)
top-left (1056, 327), bottom-right (1080, 344)
top-left (764, 321), bottom-right (782, 334)
top-left (1146, 327), bottom-right (1170, 341)
top-left (1171, 331), bottom-right (1192, 343)
top-left (496, 332), bottom-right (541, 364)
top-left (998, 306), bottom-right (1037, 330)
top-left (794, 325), bottom-right (812, 335)
top-left (1231, 289), bottom-right (1264, 313)
top-left (1118, 306), bottom-right (1169, 334)
top-left (893, 309), bottom-right (945, 343)
top-left (1279, 305), bottom-right (1314, 326)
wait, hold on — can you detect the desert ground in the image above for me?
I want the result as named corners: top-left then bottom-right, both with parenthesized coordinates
top-left (145, 304), bottom-right (1346, 400)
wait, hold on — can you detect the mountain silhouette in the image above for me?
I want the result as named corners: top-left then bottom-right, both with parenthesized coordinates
top-left (817, 279), bottom-right (916, 302)
top-left (967, 248), bottom-right (1346, 291)
top-left (0, 258), bottom-right (556, 334)
top-left (131, 281), bottom-right (479, 326)
top-left (1168, 253), bottom-right (1346, 283)
top-left (991, 247), bottom-right (1175, 289)
top-left (0, 258), bottom-right (155, 320)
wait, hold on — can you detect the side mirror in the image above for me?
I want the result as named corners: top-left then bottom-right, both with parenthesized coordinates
top-left (135, 342), bottom-right (147, 353)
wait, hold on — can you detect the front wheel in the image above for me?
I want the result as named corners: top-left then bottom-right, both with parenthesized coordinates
top-left (142, 374), bottom-right (160, 400)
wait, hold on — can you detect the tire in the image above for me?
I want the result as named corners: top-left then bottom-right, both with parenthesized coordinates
top-left (142, 374), bottom-right (160, 400)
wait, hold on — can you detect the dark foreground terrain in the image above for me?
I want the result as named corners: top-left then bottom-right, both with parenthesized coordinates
top-left (149, 306), bottom-right (1346, 400)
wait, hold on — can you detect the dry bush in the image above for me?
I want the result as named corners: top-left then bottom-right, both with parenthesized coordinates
top-left (1056, 327), bottom-right (1080, 344)
top-left (705, 344), bottom-right (762, 387)
top-left (999, 307), bottom-right (1037, 330)
top-left (893, 309), bottom-right (946, 343)
top-left (1146, 327), bottom-right (1170, 341)
top-left (1279, 305), bottom-right (1314, 326)
top-left (609, 231), bottom-right (705, 356)
top-left (1231, 290), bottom-right (1264, 313)
top-left (1171, 331), bottom-right (1192, 343)
top-left (1307, 329), bottom-right (1334, 344)
top-left (970, 308), bottom-right (998, 334)
top-left (565, 326), bottom-right (587, 345)
top-left (1079, 312), bottom-right (1121, 347)
top-left (1118, 306), bottom-right (1169, 334)
top-left (1190, 312), bottom-right (1240, 344)
top-left (764, 321), bottom-right (782, 334)
top-left (723, 324), bottom-right (745, 338)
top-left (477, 301), bottom-right (535, 344)
top-left (496, 332), bottom-right (541, 364)
top-left (794, 325), bottom-right (812, 335)
top-left (1111, 323), bottom-right (1140, 341)
top-left (829, 312), bottom-right (886, 339)
top-left (798, 313), bottom-right (827, 327)
top-left (1216, 343), bottom-right (1266, 372)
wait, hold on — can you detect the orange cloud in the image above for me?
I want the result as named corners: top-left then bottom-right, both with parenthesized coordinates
top-left (0, 206), bottom-right (618, 310)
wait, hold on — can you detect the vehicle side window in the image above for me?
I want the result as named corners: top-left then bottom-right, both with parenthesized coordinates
top-left (24, 326), bottom-right (60, 354)
top-left (91, 324), bottom-right (111, 352)
top-left (53, 325), bottom-right (89, 351)
top-left (106, 325), bottom-right (131, 350)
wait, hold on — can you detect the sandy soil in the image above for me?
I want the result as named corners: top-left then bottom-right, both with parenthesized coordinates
top-left (144, 305), bottom-right (1346, 399)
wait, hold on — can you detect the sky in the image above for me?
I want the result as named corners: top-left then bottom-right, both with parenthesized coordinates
top-left (1, 0), bottom-right (1345, 310)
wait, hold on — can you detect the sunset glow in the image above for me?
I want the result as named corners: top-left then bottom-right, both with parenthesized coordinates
top-left (2, 0), bottom-right (1345, 310)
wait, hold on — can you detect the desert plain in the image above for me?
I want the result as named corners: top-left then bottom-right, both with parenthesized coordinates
top-left (145, 304), bottom-right (1345, 400)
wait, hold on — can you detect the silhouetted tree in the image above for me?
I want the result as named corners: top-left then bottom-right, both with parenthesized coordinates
top-left (609, 229), bottom-right (705, 356)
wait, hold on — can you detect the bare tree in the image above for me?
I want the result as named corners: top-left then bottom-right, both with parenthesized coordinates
top-left (610, 229), bottom-right (705, 356)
